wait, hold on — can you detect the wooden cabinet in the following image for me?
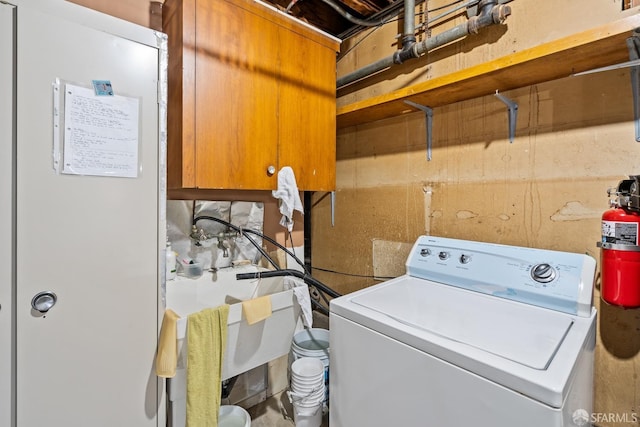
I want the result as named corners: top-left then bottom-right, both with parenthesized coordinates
top-left (163, 0), bottom-right (339, 191)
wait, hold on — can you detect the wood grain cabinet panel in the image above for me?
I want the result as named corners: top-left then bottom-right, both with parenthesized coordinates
top-left (164, 0), bottom-right (339, 191)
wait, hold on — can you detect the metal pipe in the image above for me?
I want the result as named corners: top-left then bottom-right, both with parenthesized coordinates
top-left (402, 0), bottom-right (416, 45)
top-left (337, 0), bottom-right (511, 89)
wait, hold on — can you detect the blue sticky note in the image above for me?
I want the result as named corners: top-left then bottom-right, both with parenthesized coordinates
top-left (92, 80), bottom-right (114, 96)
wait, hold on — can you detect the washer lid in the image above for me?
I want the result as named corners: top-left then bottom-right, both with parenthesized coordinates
top-left (351, 277), bottom-right (573, 370)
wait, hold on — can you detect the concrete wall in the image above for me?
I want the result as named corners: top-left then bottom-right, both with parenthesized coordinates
top-left (312, 0), bottom-right (640, 425)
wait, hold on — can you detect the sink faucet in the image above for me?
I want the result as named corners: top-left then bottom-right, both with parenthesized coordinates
top-left (217, 232), bottom-right (233, 257)
top-left (217, 237), bottom-right (228, 257)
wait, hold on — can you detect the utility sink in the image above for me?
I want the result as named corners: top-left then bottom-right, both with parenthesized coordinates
top-left (165, 263), bottom-right (305, 419)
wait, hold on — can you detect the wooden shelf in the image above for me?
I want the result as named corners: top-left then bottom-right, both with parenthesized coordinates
top-left (336, 14), bottom-right (640, 129)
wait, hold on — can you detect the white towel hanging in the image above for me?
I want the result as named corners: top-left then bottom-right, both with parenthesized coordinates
top-left (272, 166), bottom-right (303, 232)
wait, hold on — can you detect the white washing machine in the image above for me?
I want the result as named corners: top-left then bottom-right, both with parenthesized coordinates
top-left (330, 236), bottom-right (597, 427)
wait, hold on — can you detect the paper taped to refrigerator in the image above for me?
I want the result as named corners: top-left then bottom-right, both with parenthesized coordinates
top-left (61, 83), bottom-right (140, 177)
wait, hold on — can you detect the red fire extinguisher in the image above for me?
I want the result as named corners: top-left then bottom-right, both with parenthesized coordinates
top-left (599, 176), bottom-right (640, 308)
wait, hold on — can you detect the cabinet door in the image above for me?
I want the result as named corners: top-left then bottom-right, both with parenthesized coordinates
top-left (278, 27), bottom-right (336, 192)
top-left (195, 0), bottom-right (279, 189)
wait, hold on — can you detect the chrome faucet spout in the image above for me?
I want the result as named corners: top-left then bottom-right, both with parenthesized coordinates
top-left (217, 238), bottom-right (229, 257)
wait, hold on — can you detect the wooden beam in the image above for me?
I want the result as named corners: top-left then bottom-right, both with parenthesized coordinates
top-left (337, 14), bottom-right (640, 129)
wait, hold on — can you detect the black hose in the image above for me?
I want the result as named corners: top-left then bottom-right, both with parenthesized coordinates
top-left (315, 284), bottom-right (331, 306)
top-left (194, 215), bottom-right (307, 273)
top-left (311, 299), bottom-right (330, 316)
top-left (242, 231), bottom-right (280, 271)
top-left (317, 0), bottom-right (394, 27)
top-left (193, 215), bottom-right (280, 270)
top-left (236, 269), bottom-right (342, 299)
top-left (193, 216), bottom-right (344, 307)
top-left (244, 228), bottom-right (308, 273)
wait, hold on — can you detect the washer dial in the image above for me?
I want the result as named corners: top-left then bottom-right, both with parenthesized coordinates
top-left (531, 263), bottom-right (556, 283)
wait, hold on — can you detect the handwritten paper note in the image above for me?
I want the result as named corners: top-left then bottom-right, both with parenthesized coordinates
top-left (63, 83), bottom-right (139, 177)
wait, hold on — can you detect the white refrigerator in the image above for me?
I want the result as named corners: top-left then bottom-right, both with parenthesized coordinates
top-left (0, 1), bottom-right (166, 426)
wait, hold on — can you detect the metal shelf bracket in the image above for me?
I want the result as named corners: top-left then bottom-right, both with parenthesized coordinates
top-left (330, 191), bottom-right (335, 227)
top-left (627, 29), bottom-right (640, 142)
top-left (494, 90), bottom-right (518, 143)
top-left (404, 100), bottom-right (434, 160)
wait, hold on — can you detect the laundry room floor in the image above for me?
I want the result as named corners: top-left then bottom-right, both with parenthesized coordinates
top-left (247, 390), bottom-right (329, 427)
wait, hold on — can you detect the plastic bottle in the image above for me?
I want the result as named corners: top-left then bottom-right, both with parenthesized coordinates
top-left (166, 242), bottom-right (177, 280)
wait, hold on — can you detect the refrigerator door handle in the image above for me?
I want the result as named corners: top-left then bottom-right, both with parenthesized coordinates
top-left (31, 291), bottom-right (57, 313)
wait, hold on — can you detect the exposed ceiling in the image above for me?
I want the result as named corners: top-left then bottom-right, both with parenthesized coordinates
top-left (265, 0), bottom-right (409, 39)
top-left (265, 0), bottom-right (516, 42)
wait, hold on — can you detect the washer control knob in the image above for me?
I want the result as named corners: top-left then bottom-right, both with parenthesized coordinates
top-left (420, 248), bottom-right (431, 257)
top-left (459, 254), bottom-right (471, 264)
top-left (438, 251), bottom-right (449, 260)
top-left (531, 263), bottom-right (556, 283)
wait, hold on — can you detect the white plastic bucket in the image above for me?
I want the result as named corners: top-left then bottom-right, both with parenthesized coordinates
top-left (289, 385), bottom-right (325, 406)
top-left (292, 401), bottom-right (323, 427)
top-left (291, 357), bottom-right (324, 378)
top-left (289, 356), bottom-right (324, 426)
top-left (290, 358), bottom-right (324, 402)
top-left (291, 381), bottom-right (323, 393)
top-left (291, 376), bottom-right (322, 386)
top-left (218, 405), bottom-right (251, 427)
top-left (290, 328), bottom-right (330, 406)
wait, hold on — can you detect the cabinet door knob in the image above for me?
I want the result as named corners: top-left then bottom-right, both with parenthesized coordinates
top-left (266, 165), bottom-right (276, 176)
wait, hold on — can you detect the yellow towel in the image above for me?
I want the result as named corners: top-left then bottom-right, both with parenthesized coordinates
top-left (242, 295), bottom-right (272, 325)
top-left (155, 309), bottom-right (180, 378)
top-left (186, 305), bottom-right (229, 427)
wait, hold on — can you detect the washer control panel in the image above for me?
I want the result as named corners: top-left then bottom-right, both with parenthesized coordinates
top-left (406, 236), bottom-right (596, 317)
